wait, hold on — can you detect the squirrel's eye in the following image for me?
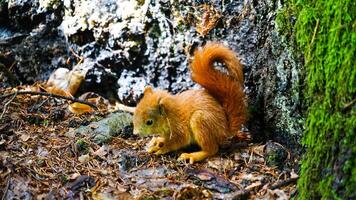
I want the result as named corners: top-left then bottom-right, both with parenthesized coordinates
top-left (146, 119), bottom-right (153, 126)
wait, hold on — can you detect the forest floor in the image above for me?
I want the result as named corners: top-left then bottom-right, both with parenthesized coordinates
top-left (0, 86), bottom-right (299, 200)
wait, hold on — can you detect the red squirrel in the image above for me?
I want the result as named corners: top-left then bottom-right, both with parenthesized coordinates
top-left (132, 42), bottom-right (247, 164)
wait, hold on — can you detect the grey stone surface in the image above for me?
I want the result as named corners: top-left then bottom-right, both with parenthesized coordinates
top-left (66, 112), bottom-right (133, 144)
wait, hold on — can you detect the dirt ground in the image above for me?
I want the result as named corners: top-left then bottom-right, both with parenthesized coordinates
top-left (0, 87), bottom-right (299, 200)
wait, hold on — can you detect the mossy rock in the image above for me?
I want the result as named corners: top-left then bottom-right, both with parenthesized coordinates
top-left (67, 112), bottom-right (133, 144)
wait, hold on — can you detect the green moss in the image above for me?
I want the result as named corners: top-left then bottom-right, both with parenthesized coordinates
top-left (275, 1), bottom-right (296, 39)
top-left (76, 139), bottom-right (89, 154)
top-left (279, 0), bottom-right (356, 199)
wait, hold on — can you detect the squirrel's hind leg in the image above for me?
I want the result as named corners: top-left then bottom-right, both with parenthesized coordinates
top-left (177, 111), bottom-right (220, 164)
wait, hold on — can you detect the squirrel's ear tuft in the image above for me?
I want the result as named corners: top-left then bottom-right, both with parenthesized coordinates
top-left (143, 86), bottom-right (153, 95)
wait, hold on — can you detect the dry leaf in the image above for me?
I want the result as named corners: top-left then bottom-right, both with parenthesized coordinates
top-left (20, 134), bottom-right (31, 142)
top-left (267, 189), bottom-right (289, 200)
top-left (93, 145), bottom-right (108, 159)
top-left (78, 154), bottom-right (90, 163)
top-left (69, 102), bottom-right (93, 114)
top-left (252, 145), bottom-right (265, 157)
top-left (70, 173), bottom-right (81, 180)
top-left (197, 172), bottom-right (213, 181)
top-left (290, 169), bottom-right (298, 179)
top-left (237, 173), bottom-right (264, 182)
top-left (208, 158), bottom-right (234, 171)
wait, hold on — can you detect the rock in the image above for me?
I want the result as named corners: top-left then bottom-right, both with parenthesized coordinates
top-left (65, 175), bottom-right (96, 193)
top-left (264, 141), bottom-right (288, 168)
top-left (68, 112), bottom-right (133, 144)
top-left (76, 58), bottom-right (119, 101)
top-left (59, 0), bottom-right (304, 148)
top-left (0, 0), bottom-right (67, 85)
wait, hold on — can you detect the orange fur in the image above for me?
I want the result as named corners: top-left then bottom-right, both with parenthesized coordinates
top-left (133, 42), bottom-right (247, 163)
top-left (190, 42), bottom-right (246, 133)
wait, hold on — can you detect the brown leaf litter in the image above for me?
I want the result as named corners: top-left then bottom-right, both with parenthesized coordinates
top-left (0, 86), bottom-right (299, 199)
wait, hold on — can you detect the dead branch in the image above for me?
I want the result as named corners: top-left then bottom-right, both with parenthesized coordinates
top-left (1, 176), bottom-right (11, 200)
top-left (0, 91), bottom-right (98, 109)
top-left (117, 103), bottom-right (136, 113)
top-left (0, 91), bottom-right (18, 119)
top-left (342, 98), bottom-right (356, 112)
top-left (270, 177), bottom-right (298, 190)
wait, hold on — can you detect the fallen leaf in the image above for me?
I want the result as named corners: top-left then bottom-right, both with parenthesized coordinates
top-left (208, 158), bottom-right (234, 171)
top-left (267, 189), bottom-right (289, 200)
top-left (252, 145), bottom-right (265, 157)
top-left (69, 102), bottom-right (93, 114)
top-left (78, 154), bottom-right (90, 163)
top-left (70, 173), bottom-right (81, 180)
top-left (290, 169), bottom-right (298, 179)
top-left (20, 134), bottom-right (30, 142)
top-left (93, 145), bottom-right (108, 159)
top-left (197, 172), bottom-right (213, 181)
top-left (237, 173), bottom-right (264, 182)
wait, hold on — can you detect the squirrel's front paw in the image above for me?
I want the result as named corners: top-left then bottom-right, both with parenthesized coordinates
top-left (177, 153), bottom-right (195, 164)
top-left (147, 137), bottom-right (165, 154)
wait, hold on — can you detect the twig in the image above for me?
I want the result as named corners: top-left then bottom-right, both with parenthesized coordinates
top-left (69, 48), bottom-right (84, 62)
top-left (0, 91), bottom-right (97, 109)
top-left (0, 91), bottom-right (17, 119)
top-left (117, 103), bottom-right (136, 113)
top-left (232, 181), bottom-right (263, 200)
top-left (1, 176), bottom-right (11, 200)
top-left (342, 98), bottom-right (356, 112)
top-left (232, 177), bottom-right (298, 199)
top-left (306, 19), bottom-right (320, 64)
top-left (270, 177), bottom-right (299, 190)
top-left (28, 98), bottom-right (49, 113)
top-left (9, 61), bottom-right (16, 71)
top-left (309, 19), bottom-right (319, 48)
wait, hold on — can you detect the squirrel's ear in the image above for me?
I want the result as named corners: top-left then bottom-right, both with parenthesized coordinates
top-left (158, 97), bottom-right (166, 115)
top-left (143, 86), bottom-right (153, 95)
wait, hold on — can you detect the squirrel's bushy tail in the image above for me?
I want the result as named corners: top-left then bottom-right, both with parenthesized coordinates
top-left (190, 42), bottom-right (247, 137)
